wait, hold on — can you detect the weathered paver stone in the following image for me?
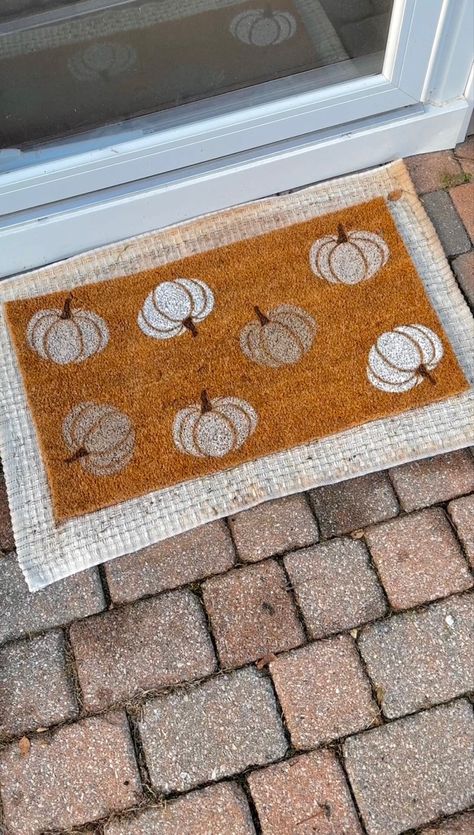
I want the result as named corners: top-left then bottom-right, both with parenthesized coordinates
top-left (0, 630), bottom-right (77, 738)
top-left (202, 560), bottom-right (304, 667)
top-left (309, 473), bottom-right (399, 538)
top-left (104, 521), bottom-right (235, 603)
top-left (138, 667), bottom-right (287, 793)
top-left (450, 182), bottom-right (474, 240)
top-left (449, 494), bottom-right (474, 567)
top-left (359, 594), bottom-right (474, 718)
top-left (0, 557), bottom-right (105, 645)
top-left (0, 712), bottom-right (141, 835)
top-left (0, 469), bottom-right (14, 553)
top-left (389, 451), bottom-right (474, 511)
top-left (421, 191), bottom-right (471, 256)
top-left (405, 151), bottom-right (462, 193)
top-left (365, 509), bottom-right (472, 610)
top-left (421, 811), bottom-right (474, 834)
top-left (285, 538), bottom-right (386, 638)
top-left (105, 782), bottom-right (255, 834)
top-left (343, 700), bottom-right (474, 835)
top-left (452, 251), bottom-right (474, 307)
top-left (247, 748), bottom-right (363, 835)
top-left (70, 590), bottom-right (216, 711)
top-left (270, 635), bottom-right (378, 748)
top-left (229, 495), bottom-right (318, 562)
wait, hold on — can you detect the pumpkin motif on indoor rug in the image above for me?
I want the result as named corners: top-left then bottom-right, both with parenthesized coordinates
top-left (309, 224), bottom-right (389, 285)
top-left (367, 324), bottom-right (444, 393)
top-left (240, 304), bottom-right (316, 367)
top-left (173, 390), bottom-right (258, 458)
top-left (63, 402), bottom-right (135, 476)
top-left (68, 42), bottom-right (137, 82)
top-left (138, 278), bottom-right (214, 340)
top-left (27, 294), bottom-right (109, 365)
top-left (229, 7), bottom-right (296, 46)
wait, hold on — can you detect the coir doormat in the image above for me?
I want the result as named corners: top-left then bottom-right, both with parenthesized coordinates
top-left (1, 161), bottom-right (473, 590)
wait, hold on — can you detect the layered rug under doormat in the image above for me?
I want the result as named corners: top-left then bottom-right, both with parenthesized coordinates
top-left (1, 161), bottom-right (473, 590)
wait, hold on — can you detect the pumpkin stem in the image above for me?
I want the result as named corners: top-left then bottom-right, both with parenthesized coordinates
top-left (254, 305), bottom-right (270, 326)
top-left (183, 316), bottom-right (198, 337)
top-left (65, 446), bottom-right (88, 464)
top-left (200, 390), bottom-right (213, 413)
top-left (263, 2), bottom-right (274, 17)
top-left (419, 364), bottom-right (436, 385)
top-left (337, 223), bottom-right (348, 244)
top-left (60, 294), bottom-right (73, 320)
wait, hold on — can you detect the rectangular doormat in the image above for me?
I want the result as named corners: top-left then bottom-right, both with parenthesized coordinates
top-left (1, 161), bottom-right (473, 590)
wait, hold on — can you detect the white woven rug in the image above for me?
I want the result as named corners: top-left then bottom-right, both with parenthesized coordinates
top-left (1, 160), bottom-right (473, 590)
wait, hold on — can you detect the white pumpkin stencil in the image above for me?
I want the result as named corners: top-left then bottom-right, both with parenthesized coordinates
top-left (230, 8), bottom-right (296, 46)
top-left (68, 42), bottom-right (137, 81)
top-left (310, 224), bottom-right (389, 285)
top-left (240, 304), bottom-right (316, 367)
top-left (138, 278), bottom-right (214, 340)
top-left (173, 391), bottom-right (258, 458)
top-left (27, 295), bottom-right (109, 365)
top-left (367, 324), bottom-right (443, 393)
top-left (63, 402), bottom-right (135, 476)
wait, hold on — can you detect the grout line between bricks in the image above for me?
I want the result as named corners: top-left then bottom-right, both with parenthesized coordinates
top-left (333, 743), bottom-right (370, 835)
top-left (97, 563), bottom-right (113, 609)
top-left (62, 624), bottom-right (85, 717)
top-left (236, 776), bottom-right (263, 835)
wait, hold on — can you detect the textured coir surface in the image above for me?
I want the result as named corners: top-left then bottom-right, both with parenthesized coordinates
top-left (5, 198), bottom-right (468, 521)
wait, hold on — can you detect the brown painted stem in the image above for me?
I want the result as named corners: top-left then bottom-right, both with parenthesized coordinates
top-left (200, 390), bottom-right (212, 413)
top-left (183, 316), bottom-right (198, 337)
top-left (65, 446), bottom-right (88, 464)
top-left (419, 364), bottom-right (436, 385)
top-left (254, 305), bottom-right (269, 326)
top-left (337, 223), bottom-right (348, 244)
top-left (60, 294), bottom-right (73, 320)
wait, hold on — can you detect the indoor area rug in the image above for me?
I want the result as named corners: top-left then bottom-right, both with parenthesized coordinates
top-left (1, 160), bottom-right (473, 590)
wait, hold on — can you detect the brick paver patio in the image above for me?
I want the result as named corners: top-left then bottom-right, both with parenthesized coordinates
top-left (0, 141), bottom-right (473, 835)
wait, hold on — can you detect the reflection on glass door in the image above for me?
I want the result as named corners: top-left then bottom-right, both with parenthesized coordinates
top-left (1, 1), bottom-right (394, 148)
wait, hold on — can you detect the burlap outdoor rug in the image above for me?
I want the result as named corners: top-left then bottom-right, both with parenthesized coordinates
top-left (1, 161), bottom-right (473, 590)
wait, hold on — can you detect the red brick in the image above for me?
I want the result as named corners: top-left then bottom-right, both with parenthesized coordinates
top-left (365, 509), bottom-right (472, 610)
top-left (359, 594), bottom-right (474, 718)
top-left (421, 811), bottom-right (474, 835)
top-left (449, 494), bottom-right (474, 567)
top-left (229, 495), bottom-right (318, 562)
top-left (0, 712), bottom-right (141, 835)
top-left (309, 473), bottom-right (399, 538)
top-left (285, 538), bottom-right (386, 638)
top-left (452, 251), bottom-right (474, 307)
top-left (0, 631), bottom-right (77, 738)
top-left (104, 521), bottom-right (235, 604)
top-left (406, 151), bottom-right (463, 193)
top-left (105, 782), bottom-right (255, 834)
top-left (70, 591), bottom-right (216, 711)
top-left (0, 468), bottom-right (14, 553)
top-left (202, 560), bottom-right (304, 667)
top-left (450, 182), bottom-right (474, 240)
top-left (343, 700), bottom-right (474, 835)
top-left (138, 667), bottom-right (287, 794)
top-left (389, 451), bottom-right (474, 512)
top-left (270, 635), bottom-right (378, 748)
top-left (247, 749), bottom-right (362, 835)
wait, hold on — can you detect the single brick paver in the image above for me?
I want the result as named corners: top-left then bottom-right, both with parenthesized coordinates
top-left (202, 560), bottom-right (304, 667)
top-left (247, 748), bottom-right (363, 835)
top-left (285, 538), bottom-right (386, 638)
top-left (270, 634), bottom-right (378, 748)
top-left (389, 451), bottom-right (474, 511)
top-left (0, 469), bottom-right (14, 553)
top-left (0, 711), bottom-right (141, 835)
top-left (0, 630), bottom-right (77, 738)
top-left (229, 495), bottom-right (318, 562)
top-left (421, 191), bottom-right (471, 256)
top-left (70, 590), bottom-right (216, 711)
top-left (359, 594), bottom-right (474, 718)
top-left (343, 700), bottom-right (474, 835)
top-left (452, 251), bottom-right (474, 307)
top-left (309, 473), bottom-right (399, 538)
top-left (448, 494), bottom-right (474, 567)
top-left (365, 509), bottom-right (472, 610)
top-left (105, 782), bottom-right (255, 834)
top-left (0, 557), bottom-right (105, 645)
top-left (405, 151), bottom-right (462, 193)
top-left (450, 182), bottom-right (474, 240)
top-left (421, 811), bottom-right (474, 834)
top-left (104, 521), bottom-right (235, 603)
top-left (138, 667), bottom-right (287, 794)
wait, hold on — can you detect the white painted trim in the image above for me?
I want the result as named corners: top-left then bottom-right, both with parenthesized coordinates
top-left (0, 98), bottom-right (469, 279)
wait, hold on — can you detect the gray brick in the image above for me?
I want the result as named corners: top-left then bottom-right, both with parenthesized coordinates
top-left (421, 191), bottom-right (471, 257)
top-left (309, 473), bottom-right (399, 538)
top-left (344, 700), bottom-right (474, 835)
top-left (359, 595), bottom-right (474, 718)
top-left (0, 556), bottom-right (105, 645)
